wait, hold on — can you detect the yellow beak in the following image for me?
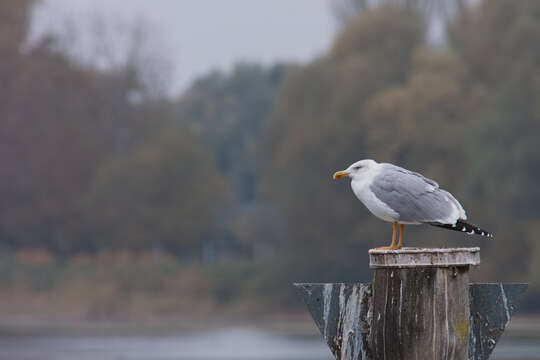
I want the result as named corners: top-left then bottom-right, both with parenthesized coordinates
top-left (333, 170), bottom-right (349, 179)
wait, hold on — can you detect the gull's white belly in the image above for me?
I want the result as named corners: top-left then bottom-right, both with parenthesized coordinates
top-left (355, 188), bottom-right (399, 222)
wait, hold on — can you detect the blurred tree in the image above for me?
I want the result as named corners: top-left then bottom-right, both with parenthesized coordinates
top-left (173, 64), bottom-right (288, 260)
top-left (254, 2), bottom-right (540, 305)
top-left (332, 0), bottom-right (470, 27)
top-left (0, 1), bottom-right (109, 252)
top-left (261, 6), bottom-right (434, 281)
top-left (258, 0), bottom-right (540, 304)
top-left (2, 0), bottom-right (540, 314)
top-left (28, 6), bottom-right (173, 99)
top-left (0, 0), bottom-right (34, 50)
top-left (0, 1), bottom-right (281, 260)
top-left (177, 63), bottom-right (287, 204)
top-left (0, 0), bottom-right (175, 253)
top-left (83, 130), bottom-right (228, 257)
top-left (362, 48), bottom-right (471, 178)
top-left (450, 0), bottom-right (540, 284)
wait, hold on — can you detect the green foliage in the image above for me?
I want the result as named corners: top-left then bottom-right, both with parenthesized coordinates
top-left (260, 2), bottom-right (540, 307)
top-left (0, 0), bottom-right (171, 253)
top-left (331, 5), bottom-right (425, 85)
top-left (177, 63), bottom-right (287, 203)
top-left (0, 0), bottom-right (228, 257)
top-left (2, 0), bottom-right (540, 316)
top-left (0, 252), bottom-right (15, 287)
top-left (261, 6), bottom-right (466, 281)
top-left (448, 1), bottom-right (540, 292)
top-left (84, 130), bottom-right (228, 256)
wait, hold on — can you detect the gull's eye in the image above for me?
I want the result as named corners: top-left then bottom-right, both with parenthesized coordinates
top-left (354, 165), bottom-right (362, 170)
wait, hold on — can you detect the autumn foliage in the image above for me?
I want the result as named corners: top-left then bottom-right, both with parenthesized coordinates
top-left (1, 0), bottom-right (540, 315)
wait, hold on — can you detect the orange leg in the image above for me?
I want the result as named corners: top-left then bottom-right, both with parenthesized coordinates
top-left (375, 222), bottom-right (398, 250)
top-left (397, 223), bottom-right (404, 249)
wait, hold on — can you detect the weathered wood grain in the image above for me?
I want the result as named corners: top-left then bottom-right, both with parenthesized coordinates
top-left (368, 248), bottom-right (478, 360)
top-left (296, 248), bottom-right (527, 360)
top-left (294, 283), bottom-right (372, 360)
top-left (369, 247), bottom-right (480, 268)
top-left (371, 266), bottom-right (470, 360)
top-left (468, 283), bottom-right (528, 360)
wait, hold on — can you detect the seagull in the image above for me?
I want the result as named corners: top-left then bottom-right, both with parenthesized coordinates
top-left (333, 159), bottom-right (492, 249)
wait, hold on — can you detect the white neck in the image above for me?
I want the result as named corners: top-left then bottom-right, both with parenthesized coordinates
top-left (350, 164), bottom-right (381, 199)
top-left (349, 163), bottom-right (399, 223)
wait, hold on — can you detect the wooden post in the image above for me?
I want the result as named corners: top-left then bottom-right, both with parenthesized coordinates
top-left (295, 247), bottom-right (526, 360)
top-left (369, 248), bottom-right (480, 360)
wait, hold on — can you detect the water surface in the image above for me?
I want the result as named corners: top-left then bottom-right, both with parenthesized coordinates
top-left (0, 327), bottom-right (537, 360)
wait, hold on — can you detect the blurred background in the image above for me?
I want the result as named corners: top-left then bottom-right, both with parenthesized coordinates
top-left (1, 0), bottom-right (540, 359)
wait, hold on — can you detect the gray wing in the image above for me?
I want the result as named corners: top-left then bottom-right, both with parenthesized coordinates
top-left (370, 164), bottom-right (465, 224)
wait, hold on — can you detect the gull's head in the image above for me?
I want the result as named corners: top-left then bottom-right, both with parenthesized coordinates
top-left (333, 159), bottom-right (378, 180)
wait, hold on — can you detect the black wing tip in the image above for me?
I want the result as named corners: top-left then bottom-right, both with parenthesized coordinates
top-left (429, 220), bottom-right (493, 238)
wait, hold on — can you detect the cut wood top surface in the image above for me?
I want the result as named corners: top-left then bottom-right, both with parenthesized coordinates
top-left (369, 247), bottom-right (480, 268)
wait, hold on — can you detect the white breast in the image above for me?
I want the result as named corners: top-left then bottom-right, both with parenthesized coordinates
top-left (350, 166), bottom-right (400, 223)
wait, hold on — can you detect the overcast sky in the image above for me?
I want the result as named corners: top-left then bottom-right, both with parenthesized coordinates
top-left (30, 0), bottom-right (336, 95)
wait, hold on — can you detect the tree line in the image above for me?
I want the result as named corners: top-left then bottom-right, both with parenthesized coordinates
top-left (1, 0), bottom-right (540, 308)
